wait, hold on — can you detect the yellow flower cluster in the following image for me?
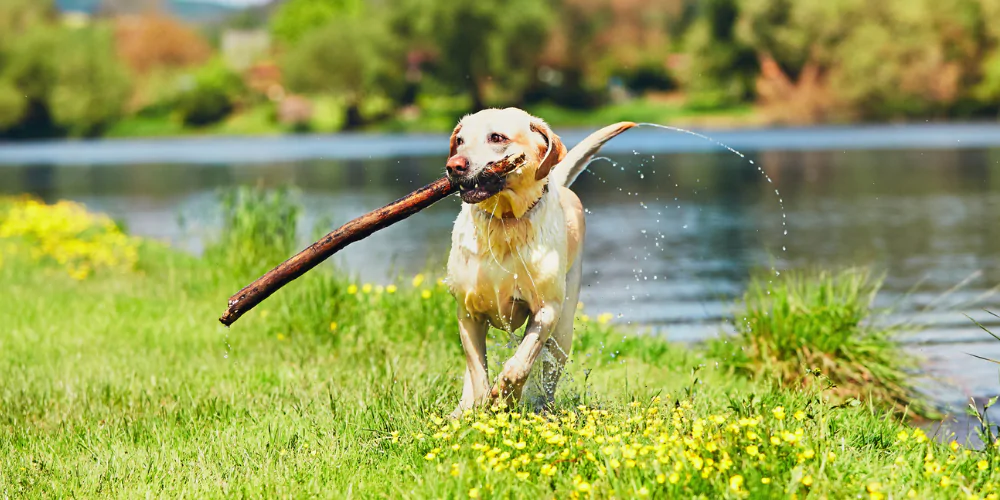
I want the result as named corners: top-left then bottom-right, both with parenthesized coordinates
top-left (0, 197), bottom-right (138, 279)
top-left (410, 397), bottom-right (998, 498)
top-left (344, 273), bottom-right (446, 300)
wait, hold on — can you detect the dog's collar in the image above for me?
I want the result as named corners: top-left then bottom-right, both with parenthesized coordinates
top-left (499, 183), bottom-right (549, 219)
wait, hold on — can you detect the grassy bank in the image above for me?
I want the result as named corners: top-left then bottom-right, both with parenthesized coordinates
top-left (1, 195), bottom-right (998, 498)
top-left (103, 98), bottom-right (758, 139)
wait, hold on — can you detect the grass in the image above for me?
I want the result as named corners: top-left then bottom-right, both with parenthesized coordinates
top-left (104, 97), bottom-right (758, 139)
top-left (1, 193), bottom-right (998, 498)
top-left (709, 268), bottom-right (929, 418)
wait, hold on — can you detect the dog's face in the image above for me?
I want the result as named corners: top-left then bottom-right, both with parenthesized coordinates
top-left (446, 108), bottom-right (566, 207)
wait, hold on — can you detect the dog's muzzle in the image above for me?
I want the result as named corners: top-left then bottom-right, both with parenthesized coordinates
top-left (454, 173), bottom-right (506, 204)
top-left (449, 154), bottom-right (526, 204)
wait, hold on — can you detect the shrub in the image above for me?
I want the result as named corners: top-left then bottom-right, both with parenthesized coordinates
top-left (113, 14), bottom-right (212, 75)
top-left (0, 197), bottom-right (138, 280)
top-left (710, 268), bottom-right (927, 417)
top-left (46, 26), bottom-right (132, 136)
top-left (281, 15), bottom-right (403, 128)
top-left (0, 79), bottom-right (28, 132)
top-left (174, 60), bottom-right (245, 127)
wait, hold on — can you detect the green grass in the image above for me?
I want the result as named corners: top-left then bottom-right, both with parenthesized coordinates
top-left (709, 268), bottom-right (931, 418)
top-left (103, 97), bottom-right (758, 139)
top-left (0, 194), bottom-right (998, 498)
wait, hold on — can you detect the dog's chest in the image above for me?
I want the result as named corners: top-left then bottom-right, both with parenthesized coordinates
top-left (447, 198), bottom-right (567, 321)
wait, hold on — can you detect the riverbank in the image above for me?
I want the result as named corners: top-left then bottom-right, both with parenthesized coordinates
top-left (1, 194), bottom-right (997, 498)
top-left (96, 99), bottom-right (759, 141)
top-left (7, 121), bottom-right (1000, 167)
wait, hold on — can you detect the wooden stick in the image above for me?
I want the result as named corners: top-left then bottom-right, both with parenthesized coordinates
top-left (219, 153), bottom-right (526, 327)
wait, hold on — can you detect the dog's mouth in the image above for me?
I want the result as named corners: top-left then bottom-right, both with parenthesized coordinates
top-left (456, 174), bottom-right (506, 204)
top-left (451, 153), bottom-right (526, 204)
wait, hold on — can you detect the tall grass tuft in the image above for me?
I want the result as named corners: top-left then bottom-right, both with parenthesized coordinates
top-left (204, 185), bottom-right (301, 276)
top-left (966, 311), bottom-right (1000, 452)
top-left (710, 267), bottom-right (928, 417)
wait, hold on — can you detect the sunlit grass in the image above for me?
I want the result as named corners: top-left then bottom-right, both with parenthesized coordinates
top-left (709, 268), bottom-right (931, 418)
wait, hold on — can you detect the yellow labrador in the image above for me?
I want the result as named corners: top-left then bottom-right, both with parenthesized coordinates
top-left (444, 107), bottom-right (634, 415)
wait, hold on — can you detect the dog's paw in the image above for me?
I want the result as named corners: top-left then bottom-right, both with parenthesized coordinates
top-left (489, 374), bottom-right (524, 406)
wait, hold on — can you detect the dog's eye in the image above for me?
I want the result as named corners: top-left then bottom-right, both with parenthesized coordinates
top-left (455, 137), bottom-right (464, 146)
top-left (488, 133), bottom-right (508, 143)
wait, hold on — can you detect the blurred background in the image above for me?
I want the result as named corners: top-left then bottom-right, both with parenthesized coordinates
top-left (1, 0), bottom-right (998, 420)
top-left (1, 0), bottom-right (1000, 138)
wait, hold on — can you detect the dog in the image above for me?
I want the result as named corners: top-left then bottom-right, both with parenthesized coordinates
top-left (444, 107), bottom-right (635, 416)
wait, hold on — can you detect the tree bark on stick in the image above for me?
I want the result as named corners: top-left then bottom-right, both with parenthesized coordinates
top-left (219, 153), bottom-right (526, 327)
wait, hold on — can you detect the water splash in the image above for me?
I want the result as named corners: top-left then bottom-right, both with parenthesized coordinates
top-left (636, 122), bottom-right (789, 254)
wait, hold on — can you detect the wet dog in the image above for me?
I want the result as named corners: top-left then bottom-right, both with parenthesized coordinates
top-left (444, 107), bottom-right (634, 415)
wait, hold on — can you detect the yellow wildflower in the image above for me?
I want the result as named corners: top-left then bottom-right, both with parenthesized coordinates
top-left (412, 274), bottom-right (425, 287)
top-left (540, 464), bottom-right (557, 476)
top-left (949, 441), bottom-right (960, 452)
top-left (761, 477), bottom-right (771, 484)
top-left (802, 475), bottom-right (813, 486)
top-left (347, 284), bottom-right (358, 294)
top-left (668, 473), bottom-right (679, 484)
top-left (421, 289), bottom-right (432, 299)
top-left (516, 471), bottom-right (529, 480)
top-left (329, 322), bottom-right (338, 331)
top-left (772, 407), bottom-right (786, 420)
top-left (794, 410), bottom-right (806, 421)
top-left (468, 488), bottom-right (479, 498)
top-left (597, 313), bottom-right (614, 324)
top-left (362, 284), bottom-right (372, 294)
top-left (730, 475), bottom-right (744, 492)
top-left (386, 284), bottom-right (397, 294)
top-left (978, 460), bottom-right (989, 471)
top-left (746, 445), bottom-right (759, 456)
top-left (638, 486), bottom-right (649, 496)
top-left (656, 473), bottom-right (666, 484)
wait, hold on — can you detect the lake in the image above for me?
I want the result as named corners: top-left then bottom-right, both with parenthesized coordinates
top-left (2, 123), bottom-right (999, 423)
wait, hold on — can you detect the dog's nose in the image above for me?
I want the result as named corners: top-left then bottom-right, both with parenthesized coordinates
top-left (446, 155), bottom-right (470, 177)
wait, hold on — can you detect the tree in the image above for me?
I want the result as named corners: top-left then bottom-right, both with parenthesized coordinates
top-left (281, 15), bottom-right (403, 128)
top-left (397, 0), bottom-right (555, 109)
top-left (270, 0), bottom-right (363, 44)
top-left (46, 26), bottom-right (132, 136)
top-left (682, 0), bottom-right (758, 108)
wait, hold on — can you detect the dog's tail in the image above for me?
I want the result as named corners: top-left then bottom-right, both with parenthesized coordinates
top-left (551, 121), bottom-right (637, 188)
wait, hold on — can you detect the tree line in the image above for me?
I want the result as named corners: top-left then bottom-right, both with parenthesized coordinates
top-left (2, 0), bottom-right (1000, 138)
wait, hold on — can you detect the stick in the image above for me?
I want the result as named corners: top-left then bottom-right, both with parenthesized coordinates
top-left (219, 153), bottom-right (526, 327)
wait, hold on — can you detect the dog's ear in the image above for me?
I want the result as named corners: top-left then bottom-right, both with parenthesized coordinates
top-left (531, 120), bottom-right (567, 181)
top-left (449, 123), bottom-right (463, 157)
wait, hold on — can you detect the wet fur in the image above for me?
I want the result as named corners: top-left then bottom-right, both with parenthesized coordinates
top-left (444, 108), bottom-right (635, 415)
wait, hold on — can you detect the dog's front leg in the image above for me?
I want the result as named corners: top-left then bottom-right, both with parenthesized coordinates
top-left (452, 306), bottom-right (489, 418)
top-left (490, 302), bottom-right (560, 405)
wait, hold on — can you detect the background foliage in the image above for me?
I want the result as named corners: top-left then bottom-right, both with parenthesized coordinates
top-left (3, 0), bottom-right (1000, 138)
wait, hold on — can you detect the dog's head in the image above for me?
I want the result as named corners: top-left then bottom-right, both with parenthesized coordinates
top-left (446, 108), bottom-right (567, 215)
